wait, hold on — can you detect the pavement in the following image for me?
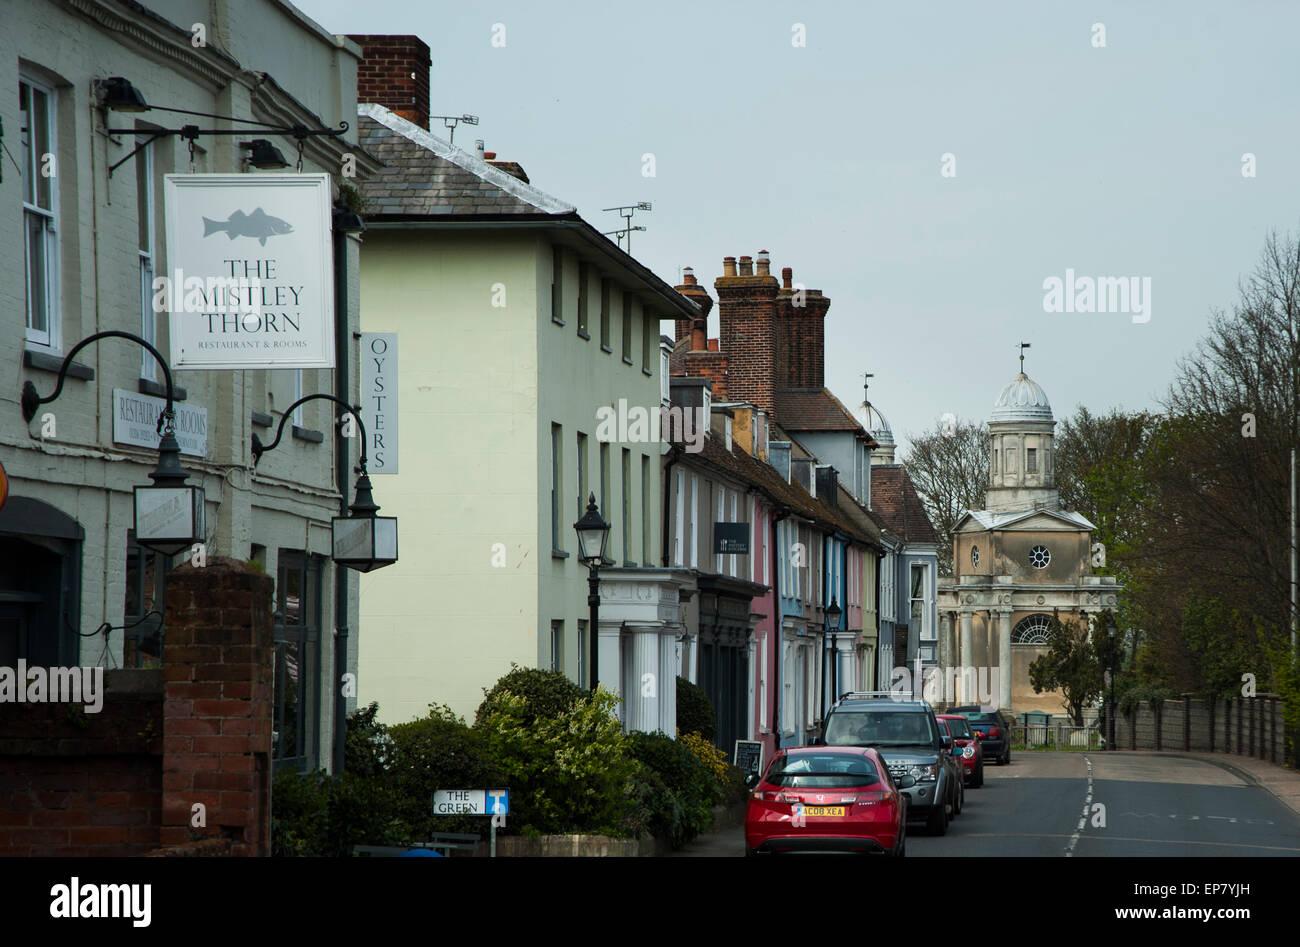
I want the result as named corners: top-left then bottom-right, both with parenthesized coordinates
top-left (669, 750), bottom-right (1300, 857)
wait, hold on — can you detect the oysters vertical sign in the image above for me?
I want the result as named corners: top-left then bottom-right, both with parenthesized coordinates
top-left (163, 174), bottom-right (334, 369)
top-left (360, 333), bottom-right (397, 473)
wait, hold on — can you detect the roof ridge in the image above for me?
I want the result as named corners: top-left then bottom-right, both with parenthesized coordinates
top-left (357, 103), bottom-right (575, 214)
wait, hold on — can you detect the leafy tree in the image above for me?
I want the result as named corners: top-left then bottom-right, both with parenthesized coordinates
top-left (474, 664), bottom-right (586, 729)
top-left (901, 417), bottom-right (988, 576)
top-left (1027, 610), bottom-right (1102, 725)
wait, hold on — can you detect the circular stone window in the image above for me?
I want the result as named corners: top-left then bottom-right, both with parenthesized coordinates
top-left (971, 546), bottom-right (980, 568)
top-left (1029, 545), bottom-right (1051, 569)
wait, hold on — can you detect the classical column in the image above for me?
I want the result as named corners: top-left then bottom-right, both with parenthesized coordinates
top-left (959, 610), bottom-right (974, 703)
top-left (939, 612), bottom-right (952, 670)
top-left (998, 609), bottom-right (1013, 710)
top-left (622, 624), bottom-right (661, 733)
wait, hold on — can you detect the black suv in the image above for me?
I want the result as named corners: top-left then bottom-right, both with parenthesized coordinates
top-left (817, 693), bottom-right (964, 835)
top-left (948, 706), bottom-right (1013, 765)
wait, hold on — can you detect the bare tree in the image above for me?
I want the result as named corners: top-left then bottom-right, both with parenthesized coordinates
top-left (901, 418), bottom-right (988, 576)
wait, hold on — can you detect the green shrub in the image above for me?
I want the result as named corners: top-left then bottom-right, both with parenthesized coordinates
top-left (625, 730), bottom-right (714, 848)
top-left (475, 664), bottom-right (587, 729)
top-left (479, 686), bottom-right (635, 836)
top-left (271, 768), bottom-right (331, 857)
top-left (676, 676), bottom-right (715, 743)
top-left (344, 701), bottom-right (394, 779)
top-left (387, 703), bottom-right (502, 839)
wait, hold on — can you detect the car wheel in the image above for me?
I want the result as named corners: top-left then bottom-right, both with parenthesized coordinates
top-left (927, 802), bottom-right (948, 836)
top-left (975, 763), bottom-right (984, 788)
top-left (952, 780), bottom-right (963, 816)
top-left (895, 825), bottom-right (906, 857)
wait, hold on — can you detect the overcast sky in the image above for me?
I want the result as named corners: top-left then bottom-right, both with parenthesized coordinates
top-left (295, 0), bottom-right (1300, 452)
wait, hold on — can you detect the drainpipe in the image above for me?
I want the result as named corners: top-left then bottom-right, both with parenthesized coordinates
top-left (770, 507), bottom-right (789, 750)
top-left (660, 442), bottom-right (683, 567)
top-left (332, 218), bottom-right (351, 775)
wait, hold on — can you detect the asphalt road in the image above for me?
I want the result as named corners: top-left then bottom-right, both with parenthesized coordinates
top-left (675, 751), bottom-right (1300, 857)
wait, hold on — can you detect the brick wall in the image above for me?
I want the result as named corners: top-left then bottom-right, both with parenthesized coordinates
top-left (0, 558), bottom-right (275, 857)
top-left (0, 671), bottom-right (163, 856)
top-left (160, 559), bottom-right (274, 857)
top-left (349, 34), bottom-right (432, 130)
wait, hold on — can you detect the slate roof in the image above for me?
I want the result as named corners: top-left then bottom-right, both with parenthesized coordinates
top-left (680, 434), bottom-right (883, 551)
top-left (869, 465), bottom-right (941, 546)
top-left (960, 508), bottom-right (1096, 531)
top-left (356, 103), bottom-right (575, 217)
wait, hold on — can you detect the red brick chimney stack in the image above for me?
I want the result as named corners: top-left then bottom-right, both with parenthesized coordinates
top-left (715, 251), bottom-right (781, 417)
top-left (674, 265), bottom-right (714, 344)
top-left (349, 34), bottom-right (432, 130)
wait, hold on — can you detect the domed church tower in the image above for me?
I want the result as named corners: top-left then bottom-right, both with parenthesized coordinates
top-left (985, 371), bottom-right (1059, 512)
top-left (936, 347), bottom-right (1120, 715)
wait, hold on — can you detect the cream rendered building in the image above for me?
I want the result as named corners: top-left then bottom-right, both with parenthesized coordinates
top-left (938, 370), bottom-right (1119, 713)
top-left (353, 97), bottom-right (698, 728)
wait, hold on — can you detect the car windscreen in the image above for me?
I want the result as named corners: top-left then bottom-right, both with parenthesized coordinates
top-left (764, 754), bottom-right (880, 788)
top-left (941, 718), bottom-right (972, 738)
top-left (823, 710), bottom-right (937, 747)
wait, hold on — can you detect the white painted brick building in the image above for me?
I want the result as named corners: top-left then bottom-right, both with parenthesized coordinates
top-left (0, 0), bottom-right (380, 773)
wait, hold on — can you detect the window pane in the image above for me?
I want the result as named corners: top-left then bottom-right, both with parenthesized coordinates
top-left (19, 82), bottom-right (34, 205)
top-left (32, 87), bottom-right (52, 210)
top-left (622, 293), bottom-right (633, 359)
top-left (600, 279), bottom-right (611, 347)
top-left (25, 212), bottom-right (49, 335)
top-left (136, 141), bottom-right (151, 253)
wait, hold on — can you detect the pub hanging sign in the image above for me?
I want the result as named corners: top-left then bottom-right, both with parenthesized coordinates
top-left (713, 522), bottom-right (750, 555)
top-left (162, 173), bottom-right (335, 370)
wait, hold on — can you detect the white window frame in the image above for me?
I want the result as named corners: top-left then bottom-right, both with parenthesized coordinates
top-left (673, 468), bottom-right (684, 566)
top-left (690, 473), bottom-right (699, 569)
top-left (728, 490), bottom-right (738, 577)
top-left (21, 74), bottom-right (60, 353)
top-left (137, 134), bottom-right (156, 380)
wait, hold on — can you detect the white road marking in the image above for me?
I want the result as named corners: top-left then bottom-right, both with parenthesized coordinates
top-left (1065, 755), bottom-right (1093, 857)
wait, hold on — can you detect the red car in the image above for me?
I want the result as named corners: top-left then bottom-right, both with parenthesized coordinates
top-left (937, 714), bottom-right (984, 788)
top-left (745, 746), bottom-right (912, 856)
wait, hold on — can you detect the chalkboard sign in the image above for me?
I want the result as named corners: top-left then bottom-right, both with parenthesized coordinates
top-left (734, 739), bottom-right (764, 778)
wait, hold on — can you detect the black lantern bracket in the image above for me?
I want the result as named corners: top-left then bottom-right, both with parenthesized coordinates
top-left (105, 115), bottom-right (348, 178)
top-left (23, 329), bottom-right (175, 433)
top-left (251, 392), bottom-right (376, 511)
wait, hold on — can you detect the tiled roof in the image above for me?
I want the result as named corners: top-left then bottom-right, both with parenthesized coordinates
top-left (356, 103), bottom-right (575, 217)
top-left (869, 465), bottom-right (941, 545)
top-left (776, 388), bottom-right (878, 446)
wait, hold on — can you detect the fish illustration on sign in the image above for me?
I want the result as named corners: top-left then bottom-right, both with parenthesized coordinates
top-left (201, 208), bottom-right (294, 245)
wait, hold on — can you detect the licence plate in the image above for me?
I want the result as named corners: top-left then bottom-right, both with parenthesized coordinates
top-left (801, 806), bottom-right (845, 817)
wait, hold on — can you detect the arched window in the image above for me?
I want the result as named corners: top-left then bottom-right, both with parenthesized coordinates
top-left (1012, 613), bottom-right (1055, 645)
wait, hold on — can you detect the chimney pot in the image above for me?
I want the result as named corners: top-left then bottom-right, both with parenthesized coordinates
top-left (682, 266), bottom-right (696, 286)
top-left (483, 151), bottom-right (497, 159)
top-left (738, 255), bottom-right (753, 276)
top-left (690, 318), bottom-right (706, 352)
top-left (474, 139), bottom-right (485, 158)
top-left (782, 267), bottom-right (793, 289)
top-left (722, 256), bottom-right (737, 277)
top-left (756, 251), bottom-right (770, 277)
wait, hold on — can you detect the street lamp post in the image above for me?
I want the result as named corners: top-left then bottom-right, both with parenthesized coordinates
top-left (574, 494), bottom-right (611, 693)
top-left (1107, 614), bottom-right (1120, 751)
top-left (826, 597), bottom-right (843, 711)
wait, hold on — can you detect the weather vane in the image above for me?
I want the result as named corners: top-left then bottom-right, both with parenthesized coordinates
top-left (1019, 341), bottom-right (1031, 372)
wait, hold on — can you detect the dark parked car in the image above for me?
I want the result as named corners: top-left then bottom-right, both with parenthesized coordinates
top-left (949, 706), bottom-right (1012, 765)
top-left (745, 746), bottom-right (910, 856)
top-left (818, 693), bottom-right (964, 835)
